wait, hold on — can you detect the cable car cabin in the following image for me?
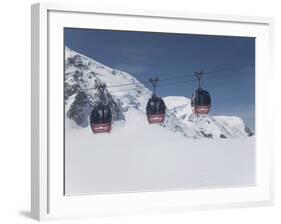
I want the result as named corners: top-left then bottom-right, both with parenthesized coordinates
top-left (90, 105), bottom-right (112, 133)
top-left (146, 96), bottom-right (166, 124)
top-left (191, 88), bottom-right (211, 115)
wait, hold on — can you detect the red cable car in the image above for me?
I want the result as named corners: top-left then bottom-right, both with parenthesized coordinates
top-left (89, 82), bottom-right (112, 134)
top-left (90, 104), bottom-right (112, 133)
top-left (191, 71), bottom-right (211, 115)
top-left (191, 88), bottom-right (211, 114)
top-left (146, 78), bottom-right (166, 124)
top-left (146, 96), bottom-right (166, 124)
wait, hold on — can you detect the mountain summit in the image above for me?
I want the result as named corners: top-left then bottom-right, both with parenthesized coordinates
top-left (64, 46), bottom-right (253, 138)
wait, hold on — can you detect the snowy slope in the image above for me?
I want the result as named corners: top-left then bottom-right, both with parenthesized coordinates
top-left (64, 46), bottom-right (253, 138)
top-left (65, 111), bottom-right (255, 194)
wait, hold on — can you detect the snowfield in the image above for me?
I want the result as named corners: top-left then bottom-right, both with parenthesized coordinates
top-left (65, 108), bottom-right (255, 195)
top-left (64, 47), bottom-right (255, 195)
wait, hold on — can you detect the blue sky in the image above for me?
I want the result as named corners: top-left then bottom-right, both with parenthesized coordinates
top-left (64, 28), bottom-right (255, 130)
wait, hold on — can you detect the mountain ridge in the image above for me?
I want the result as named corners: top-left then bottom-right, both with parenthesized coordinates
top-left (64, 46), bottom-right (253, 138)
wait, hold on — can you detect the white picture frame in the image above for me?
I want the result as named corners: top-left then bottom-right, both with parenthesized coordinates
top-left (31, 2), bottom-right (274, 221)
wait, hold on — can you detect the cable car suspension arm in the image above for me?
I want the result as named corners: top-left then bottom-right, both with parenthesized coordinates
top-left (149, 78), bottom-right (159, 96)
top-left (195, 71), bottom-right (204, 88)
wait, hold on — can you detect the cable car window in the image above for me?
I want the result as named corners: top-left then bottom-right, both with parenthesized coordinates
top-left (98, 109), bottom-right (103, 118)
top-left (155, 101), bottom-right (160, 112)
top-left (103, 109), bottom-right (108, 117)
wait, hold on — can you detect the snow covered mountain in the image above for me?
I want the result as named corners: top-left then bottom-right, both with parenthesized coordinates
top-left (64, 46), bottom-right (253, 139)
top-left (163, 96), bottom-right (253, 138)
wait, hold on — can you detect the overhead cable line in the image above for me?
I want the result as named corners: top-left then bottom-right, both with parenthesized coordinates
top-left (105, 63), bottom-right (254, 89)
top-left (78, 64), bottom-right (254, 92)
top-left (108, 72), bottom-right (250, 93)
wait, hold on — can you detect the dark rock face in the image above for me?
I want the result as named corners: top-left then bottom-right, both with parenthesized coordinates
top-left (200, 131), bottom-right (213, 138)
top-left (244, 126), bottom-right (254, 137)
top-left (67, 91), bottom-right (93, 127)
top-left (66, 55), bottom-right (90, 70)
top-left (64, 82), bottom-right (79, 102)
